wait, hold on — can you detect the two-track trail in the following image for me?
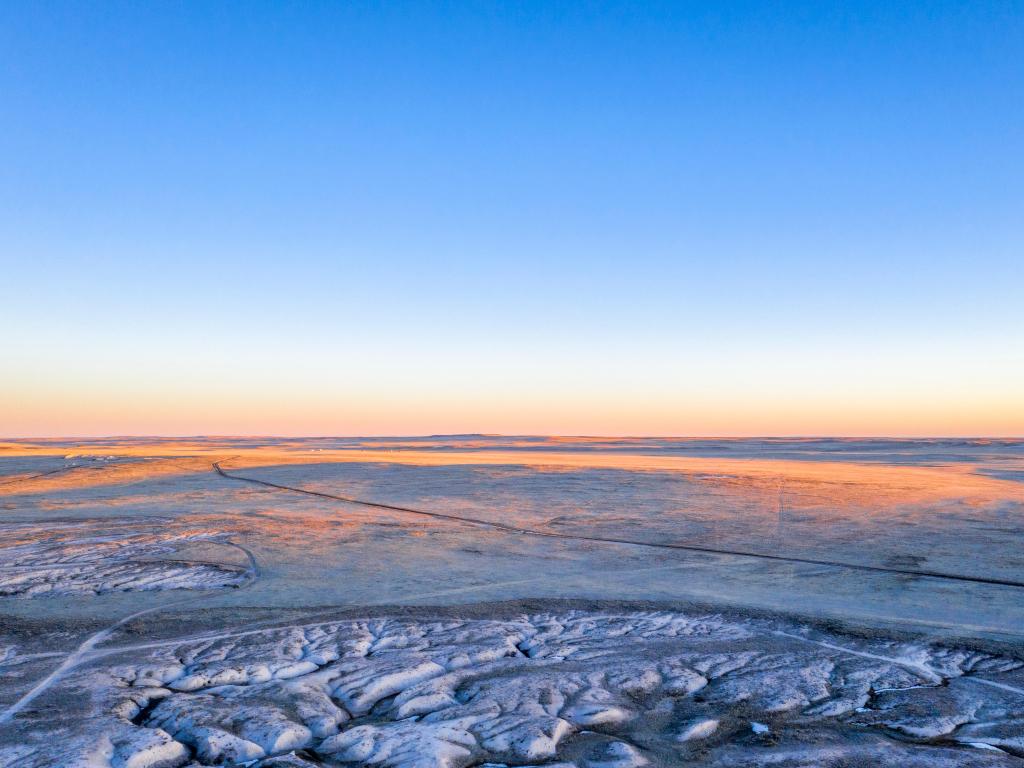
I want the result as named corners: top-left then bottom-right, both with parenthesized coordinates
top-left (0, 539), bottom-right (259, 727)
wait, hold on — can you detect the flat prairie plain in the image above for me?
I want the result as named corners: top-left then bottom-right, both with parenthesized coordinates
top-left (1, 437), bottom-right (1023, 767)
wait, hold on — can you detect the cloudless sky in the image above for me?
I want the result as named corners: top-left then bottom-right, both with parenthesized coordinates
top-left (2, 1), bottom-right (1022, 436)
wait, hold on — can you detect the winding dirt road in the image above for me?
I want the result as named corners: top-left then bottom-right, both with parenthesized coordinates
top-left (0, 539), bottom-right (259, 727)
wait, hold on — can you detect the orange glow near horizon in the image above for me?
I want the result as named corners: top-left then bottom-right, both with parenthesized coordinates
top-left (4, 349), bottom-right (1022, 437)
top-left (3, 392), bottom-right (1022, 438)
top-left (5, 443), bottom-right (1024, 515)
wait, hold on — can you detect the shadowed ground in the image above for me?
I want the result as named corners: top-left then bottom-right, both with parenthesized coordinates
top-left (1, 437), bottom-right (1022, 766)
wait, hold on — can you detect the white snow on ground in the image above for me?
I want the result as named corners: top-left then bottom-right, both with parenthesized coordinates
top-left (0, 519), bottom-right (249, 597)
top-left (2, 609), bottom-right (1023, 767)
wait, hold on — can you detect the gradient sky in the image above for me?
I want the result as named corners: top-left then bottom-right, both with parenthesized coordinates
top-left (2, 1), bottom-right (1022, 436)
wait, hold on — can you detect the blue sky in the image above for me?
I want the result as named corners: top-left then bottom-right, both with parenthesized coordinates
top-left (2, 2), bottom-right (1022, 435)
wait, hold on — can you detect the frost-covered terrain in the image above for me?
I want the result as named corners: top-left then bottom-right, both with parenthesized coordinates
top-left (0, 518), bottom-right (252, 597)
top-left (1, 437), bottom-right (1023, 766)
top-left (2, 608), bottom-right (1024, 767)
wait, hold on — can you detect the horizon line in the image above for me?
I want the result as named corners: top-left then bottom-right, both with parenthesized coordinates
top-left (4, 434), bottom-right (1023, 442)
